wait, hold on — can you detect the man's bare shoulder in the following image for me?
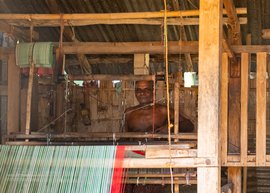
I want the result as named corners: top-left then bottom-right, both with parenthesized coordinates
top-left (124, 105), bottom-right (140, 114)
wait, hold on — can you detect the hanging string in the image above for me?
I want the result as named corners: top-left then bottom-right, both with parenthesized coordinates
top-left (163, 0), bottom-right (174, 193)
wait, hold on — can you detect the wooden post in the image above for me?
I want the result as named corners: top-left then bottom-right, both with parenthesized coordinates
top-left (241, 53), bottom-right (249, 165)
top-left (7, 53), bottom-right (20, 134)
top-left (174, 73), bottom-right (181, 141)
top-left (256, 52), bottom-right (267, 166)
top-left (174, 182), bottom-right (180, 193)
top-left (25, 26), bottom-right (35, 135)
top-left (221, 53), bottom-right (229, 165)
top-left (228, 167), bottom-right (241, 193)
top-left (197, 0), bottom-right (222, 193)
top-left (25, 60), bottom-right (35, 135)
top-left (134, 53), bottom-right (149, 75)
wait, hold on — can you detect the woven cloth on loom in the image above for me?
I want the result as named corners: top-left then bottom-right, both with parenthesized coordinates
top-left (0, 145), bottom-right (125, 193)
top-left (16, 42), bottom-right (53, 68)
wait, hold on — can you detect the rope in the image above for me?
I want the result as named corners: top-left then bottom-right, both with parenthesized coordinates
top-left (163, 1), bottom-right (174, 193)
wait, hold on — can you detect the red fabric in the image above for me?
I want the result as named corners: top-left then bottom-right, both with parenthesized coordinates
top-left (111, 146), bottom-right (125, 193)
top-left (132, 150), bottom-right (145, 156)
top-left (20, 67), bottom-right (53, 76)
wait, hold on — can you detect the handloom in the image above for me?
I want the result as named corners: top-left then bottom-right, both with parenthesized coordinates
top-left (0, 145), bottom-right (125, 193)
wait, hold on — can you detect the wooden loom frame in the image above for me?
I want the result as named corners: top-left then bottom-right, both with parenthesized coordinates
top-left (2, 0), bottom-right (270, 192)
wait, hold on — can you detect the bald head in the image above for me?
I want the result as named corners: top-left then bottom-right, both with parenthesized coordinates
top-left (135, 80), bottom-right (154, 105)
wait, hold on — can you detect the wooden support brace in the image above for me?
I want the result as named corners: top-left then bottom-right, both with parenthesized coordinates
top-left (256, 52), bottom-right (267, 166)
top-left (221, 53), bottom-right (229, 165)
top-left (240, 53), bottom-right (249, 165)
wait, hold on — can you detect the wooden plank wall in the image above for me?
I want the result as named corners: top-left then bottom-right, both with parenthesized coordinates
top-left (222, 52), bottom-right (270, 167)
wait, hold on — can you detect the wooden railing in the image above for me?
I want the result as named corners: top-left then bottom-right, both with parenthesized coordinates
top-left (221, 52), bottom-right (269, 166)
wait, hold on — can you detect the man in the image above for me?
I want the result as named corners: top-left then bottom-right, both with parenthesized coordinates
top-left (124, 80), bottom-right (195, 193)
top-left (124, 80), bottom-right (195, 134)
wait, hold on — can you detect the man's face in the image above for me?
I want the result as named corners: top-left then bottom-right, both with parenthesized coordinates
top-left (135, 81), bottom-right (153, 105)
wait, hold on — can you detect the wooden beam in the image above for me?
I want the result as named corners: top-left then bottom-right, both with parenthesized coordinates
top-left (0, 9), bottom-right (246, 27)
top-left (146, 149), bottom-right (197, 159)
top-left (223, 0), bottom-right (242, 44)
top-left (7, 54), bottom-right (20, 134)
top-left (1, 17), bottom-right (248, 27)
top-left (63, 41), bottom-right (198, 54)
top-left (123, 157), bottom-right (217, 168)
top-left (232, 45), bottom-right (270, 53)
top-left (5, 41), bottom-right (270, 56)
top-left (197, 0), bottom-right (222, 193)
top-left (5, 42), bottom-right (270, 55)
top-left (61, 42), bottom-right (270, 54)
top-left (63, 42), bottom-right (270, 55)
top-left (0, 9), bottom-right (246, 20)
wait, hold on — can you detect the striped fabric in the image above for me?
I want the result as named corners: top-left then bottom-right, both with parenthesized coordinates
top-left (16, 42), bottom-right (53, 68)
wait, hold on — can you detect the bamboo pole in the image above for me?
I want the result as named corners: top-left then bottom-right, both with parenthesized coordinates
top-left (0, 8), bottom-right (246, 20)
top-left (25, 27), bottom-right (35, 136)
